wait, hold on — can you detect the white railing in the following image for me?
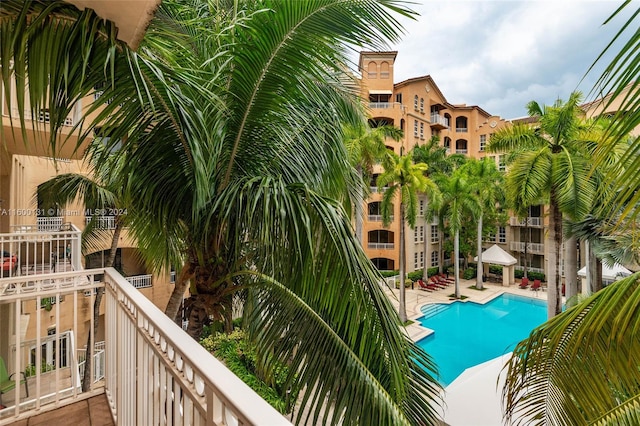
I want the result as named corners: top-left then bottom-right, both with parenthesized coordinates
top-left (367, 242), bottom-right (395, 249)
top-left (1, 224), bottom-right (82, 277)
top-left (455, 127), bottom-right (468, 133)
top-left (430, 114), bottom-right (449, 127)
top-left (0, 268), bottom-right (290, 425)
top-left (368, 215), bottom-right (383, 222)
top-left (85, 216), bottom-right (116, 230)
top-left (369, 186), bottom-right (379, 193)
top-left (78, 342), bottom-right (106, 384)
top-left (125, 274), bottom-right (152, 289)
top-left (369, 102), bottom-right (391, 109)
top-left (455, 149), bottom-right (468, 154)
top-left (170, 271), bottom-right (176, 284)
top-left (509, 216), bottom-right (543, 227)
top-left (35, 217), bottom-right (63, 232)
top-left (510, 242), bottom-right (544, 254)
top-left (515, 266), bottom-right (544, 275)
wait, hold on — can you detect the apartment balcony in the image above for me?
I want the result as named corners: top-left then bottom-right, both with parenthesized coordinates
top-left (85, 216), bottom-right (117, 230)
top-left (455, 127), bottom-right (468, 133)
top-left (510, 241), bottom-right (545, 255)
top-left (509, 216), bottom-right (543, 228)
top-left (429, 114), bottom-right (449, 130)
top-left (125, 273), bottom-right (153, 289)
top-left (455, 149), bottom-right (468, 154)
top-left (367, 242), bottom-right (395, 249)
top-left (367, 102), bottom-right (400, 111)
top-left (0, 266), bottom-right (290, 425)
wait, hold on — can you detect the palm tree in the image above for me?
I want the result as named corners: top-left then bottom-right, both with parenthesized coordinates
top-left (487, 92), bottom-right (595, 318)
top-left (378, 151), bottom-right (439, 322)
top-left (37, 143), bottom-right (131, 392)
top-left (344, 122), bottom-right (402, 244)
top-left (437, 170), bottom-right (481, 299)
top-left (2, 0), bottom-right (445, 423)
top-left (458, 158), bottom-right (505, 290)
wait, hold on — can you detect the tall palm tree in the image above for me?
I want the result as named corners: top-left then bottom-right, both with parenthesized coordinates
top-left (437, 170), bottom-right (481, 299)
top-left (487, 92), bottom-right (595, 318)
top-left (458, 158), bottom-right (505, 290)
top-left (344, 122), bottom-right (402, 244)
top-left (37, 143), bottom-right (132, 392)
top-left (378, 152), bottom-right (439, 322)
top-left (2, 0), bottom-right (445, 423)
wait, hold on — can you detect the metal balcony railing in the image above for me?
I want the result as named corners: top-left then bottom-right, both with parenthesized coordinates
top-left (35, 217), bottom-right (64, 232)
top-left (367, 242), bottom-right (395, 249)
top-left (430, 114), bottom-right (449, 127)
top-left (125, 273), bottom-right (152, 289)
top-left (2, 223), bottom-right (82, 277)
top-left (0, 267), bottom-right (289, 425)
top-left (510, 241), bottom-right (544, 254)
top-left (85, 216), bottom-right (117, 230)
top-left (509, 216), bottom-right (543, 227)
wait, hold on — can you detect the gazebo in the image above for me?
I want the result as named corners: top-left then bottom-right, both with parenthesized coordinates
top-left (474, 244), bottom-right (517, 287)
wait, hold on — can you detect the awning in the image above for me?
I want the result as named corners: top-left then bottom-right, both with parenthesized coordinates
top-left (474, 244), bottom-right (517, 266)
top-left (368, 90), bottom-right (393, 95)
top-left (577, 263), bottom-right (632, 280)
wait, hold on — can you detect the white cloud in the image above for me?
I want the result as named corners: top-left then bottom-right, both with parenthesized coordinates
top-left (382, 0), bottom-right (634, 118)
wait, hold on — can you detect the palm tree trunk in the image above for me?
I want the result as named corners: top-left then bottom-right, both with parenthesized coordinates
top-left (423, 219), bottom-right (429, 281)
top-left (454, 229), bottom-right (460, 299)
top-left (82, 222), bottom-right (122, 392)
top-left (565, 234), bottom-right (578, 306)
top-left (587, 245), bottom-right (603, 293)
top-left (548, 200), bottom-right (563, 318)
top-left (476, 213), bottom-right (483, 290)
top-left (355, 166), bottom-right (364, 245)
top-left (165, 263), bottom-right (194, 322)
top-left (438, 225), bottom-right (445, 275)
top-left (398, 204), bottom-right (407, 323)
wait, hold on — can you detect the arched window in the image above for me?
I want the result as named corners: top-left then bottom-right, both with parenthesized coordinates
top-left (420, 98), bottom-right (424, 113)
top-left (455, 116), bottom-right (468, 132)
top-left (380, 61), bottom-right (390, 79)
top-left (414, 95), bottom-right (419, 110)
top-left (367, 61), bottom-right (377, 78)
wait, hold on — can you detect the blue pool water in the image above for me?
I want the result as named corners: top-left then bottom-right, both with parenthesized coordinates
top-left (416, 293), bottom-right (547, 386)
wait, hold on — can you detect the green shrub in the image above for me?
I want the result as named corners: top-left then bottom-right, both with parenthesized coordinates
top-left (407, 270), bottom-right (423, 281)
top-left (379, 270), bottom-right (399, 278)
top-left (515, 269), bottom-right (524, 279)
top-left (395, 279), bottom-right (412, 288)
top-left (463, 268), bottom-right (476, 280)
top-left (527, 271), bottom-right (546, 281)
top-left (25, 362), bottom-right (55, 377)
top-left (489, 265), bottom-right (503, 275)
top-left (427, 266), bottom-right (439, 277)
top-left (200, 330), bottom-right (294, 413)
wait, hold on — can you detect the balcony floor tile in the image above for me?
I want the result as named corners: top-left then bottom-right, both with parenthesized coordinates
top-left (17, 395), bottom-right (113, 426)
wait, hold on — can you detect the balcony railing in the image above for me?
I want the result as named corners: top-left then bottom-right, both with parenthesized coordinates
top-left (367, 242), bottom-right (395, 249)
top-left (509, 216), bottom-right (543, 227)
top-left (515, 266), bottom-right (544, 275)
top-left (455, 127), bottom-right (468, 133)
top-left (369, 102), bottom-right (391, 109)
top-left (125, 273), bottom-right (152, 289)
top-left (510, 241), bottom-right (544, 254)
top-left (0, 267), bottom-right (290, 425)
top-left (2, 223), bottom-right (82, 277)
top-left (85, 216), bottom-right (117, 230)
top-left (430, 114), bottom-right (449, 127)
top-left (455, 149), bottom-right (468, 154)
top-left (35, 217), bottom-right (64, 232)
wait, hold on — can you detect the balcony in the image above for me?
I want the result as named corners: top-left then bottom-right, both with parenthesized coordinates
top-left (85, 216), bottom-right (117, 230)
top-left (509, 216), bottom-right (543, 227)
top-left (455, 127), bottom-right (468, 133)
top-left (455, 149), bottom-right (468, 154)
top-left (429, 114), bottom-right (449, 130)
top-left (510, 241), bottom-right (544, 254)
top-left (0, 232), bottom-right (290, 425)
top-left (125, 273), bottom-right (152, 289)
top-left (367, 242), bottom-right (395, 249)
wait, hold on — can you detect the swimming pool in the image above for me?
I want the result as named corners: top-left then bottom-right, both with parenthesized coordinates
top-left (416, 293), bottom-right (547, 386)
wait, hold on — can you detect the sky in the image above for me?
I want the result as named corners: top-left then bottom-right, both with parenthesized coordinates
top-left (361, 1), bottom-right (636, 119)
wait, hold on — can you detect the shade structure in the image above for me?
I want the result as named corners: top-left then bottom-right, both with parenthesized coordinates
top-left (577, 263), bottom-right (632, 281)
top-left (474, 244), bottom-right (517, 287)
top-left (474, 244), bottom-right (517, 266)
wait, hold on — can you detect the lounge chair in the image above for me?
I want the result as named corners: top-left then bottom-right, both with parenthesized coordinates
top-left (0, 356), bottom-right (29, 407)
top-left (531, 279), bottom-right (541, 291)
top-left (519, 277), bottom-right (529, 289)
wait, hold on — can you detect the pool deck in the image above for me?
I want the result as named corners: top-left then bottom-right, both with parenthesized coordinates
top-left (383, 277), bottom-right (550, 342)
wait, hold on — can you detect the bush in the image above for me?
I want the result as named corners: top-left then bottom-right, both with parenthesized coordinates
top-left (379, 270), bottom-right (399, 278)
top-left (463, 268), bottom-right (476, 280)
top-left (407, 270), bottom-right (423, 281)
top-left (200, 330), bottom-right (294, 413)
top-left (528, 271), bottom-right (546, 281)
top-left (427, 266), bottom-right (439, 277)
top-left (395, 279), bottom-right (412, 288)
top-left (489, 265), bottom-right (503, 275)
top-left (515, 269), bottom-right (524, 279)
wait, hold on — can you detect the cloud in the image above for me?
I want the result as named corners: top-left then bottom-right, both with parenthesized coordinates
top-left (385, 1), bottom-right (633, 118)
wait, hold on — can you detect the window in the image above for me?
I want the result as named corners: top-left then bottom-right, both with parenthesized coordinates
top-left (486, 232), bottom-right (496, 243)
top-left (414, 252), bottom-right (419, 269)
top-left (444, 137), bottom-right (451, 149)
top-left (431, 225), bottom-right (439, 243)
top-left (414, 227), bottom-right (419, 243)
top-left (419, 200), bottom-right (424, 216)
top-left (396, 93), bottom-right (402, 103)
top-left (414, 95), bottom-right (419, 110)
top-left (419, 226), bottom-right (424, 243)
top-left (480, 134), bottom-right (486, 151)
top-left (420, 122), bottom-right (424, 139)
top-left (420, 98), bottom-right (424, 113)
top-left (380, 61), bottom-right (390, 79)
top-left (499, 226), bottom-right (506, 243)
top-left (414, 120), bottom-right (419, 137)
top-left (420, 251), bottom-right (424, 268)
top-left (499, 155), bottom-right (506, 172)
top-left (431, 251), bottom-right (439, 267)
top-left (367, 61), bottom-right (377, 79)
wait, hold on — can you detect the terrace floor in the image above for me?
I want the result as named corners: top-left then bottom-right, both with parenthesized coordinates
top-left (9, 394), bottom-right (113, 426)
